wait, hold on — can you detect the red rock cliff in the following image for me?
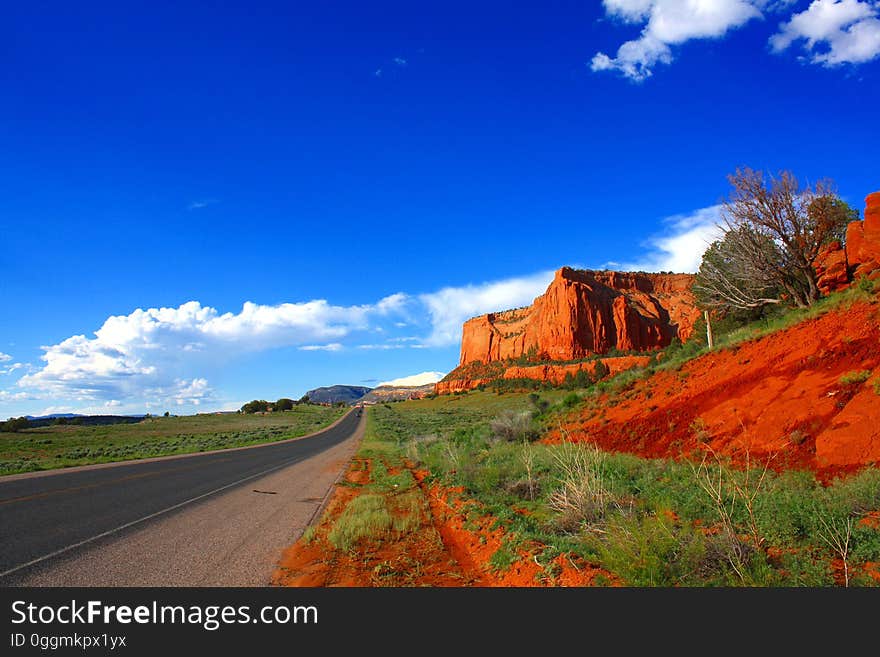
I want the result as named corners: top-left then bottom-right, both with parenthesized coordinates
top-left (458, 267), bottom-right (699, 366)
top-left (846, 192), bottom-right (880, 280)
top-left (815, 192), bottom-right (880, 293)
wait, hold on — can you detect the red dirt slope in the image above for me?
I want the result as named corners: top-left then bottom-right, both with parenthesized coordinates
top-left (555, 298), bottom-right (880, 472)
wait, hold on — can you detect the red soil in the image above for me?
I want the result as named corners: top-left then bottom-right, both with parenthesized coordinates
top-left (413, 469), bottom-right (613, 587)
top-left (273, 458), bottom-right (613, 587)
top-left (552, 298), bottom-right (880, 474)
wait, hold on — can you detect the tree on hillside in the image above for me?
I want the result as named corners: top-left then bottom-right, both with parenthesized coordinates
top-left (275, 398), bottom-right (294, 412)
top-left (1, 417), bottom-right (30, 432)
top-left (695, 168), bottom-right (857, 311)
top-left (241, 400), bottom-right (270, 414)
top-left (694, 228), bottom-right (784, 312)
top-left (298, 395), bottom-right (310, 405)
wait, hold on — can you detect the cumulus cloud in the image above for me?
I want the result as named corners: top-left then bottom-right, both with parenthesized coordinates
top-left (592, 0), bottom-right (767, 80)
top-left (617, 204), bottom-right (724, 273)
top-left (0, 390), bottom-right (31, 403)
top-left (17, 296), bottom-right (407, 406)
top-left (419, 270), bottom-right (556, 347)
top-left (378, 371), bottom-right (446, 387)
top-left (770, 0), bottom-right (880, 65)
top-left (590, 1), bottom-right (818, 80)
top-left (0, 352), bottom-right (12, 362)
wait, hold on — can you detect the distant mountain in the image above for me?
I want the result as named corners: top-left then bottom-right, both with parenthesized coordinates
top-left (358, 383), bottom-right (435, 403)
top-left (23, 414), bottom-right (146, 428)
top-left (305, 385), bottom-right (372, 404)
top-left (25, 413), bottom-right (83, 420)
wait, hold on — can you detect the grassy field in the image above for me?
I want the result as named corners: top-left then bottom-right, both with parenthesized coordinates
top-left (361, 391), bottom-right (880, 586)
top-left (0, 405), bottom-right (347, 476)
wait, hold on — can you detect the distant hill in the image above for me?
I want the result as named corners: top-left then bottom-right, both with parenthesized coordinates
top-left (25, 413), bottom-right (82, 420)
top-left (358, 383), bottom-right (434, 403)
top-left (305, 385), bottom-right (372, 404)
top-left (23, 414), bottom-right (145, 428)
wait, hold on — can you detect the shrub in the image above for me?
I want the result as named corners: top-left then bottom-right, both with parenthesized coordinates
top-left (594, 360), bottom-right (610, 380)
top-left (839, 370), bottom-right (871, 386)
top-left (1, 417), bottom-right (30, 433)
top-left (490, 410), bottom-right (539, 442)
top-left (561, 392), bottom-right (582, 409)
top-left (548, 443), bottom-right (617, 531)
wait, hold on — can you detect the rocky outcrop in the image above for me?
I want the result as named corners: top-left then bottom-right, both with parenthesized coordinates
top-left (358, 384), bottom-right (434, 403)
top-left (816, 192), bottom-right (880, 293)
top-left (846, 192), bottom-right (880, 281)
top-left (501, 356), bottom-right (652, 385)
top-left (815, 240), bottom-right (849, 295)
top-left (434, 378), bottom-right (493, 395)
top-left (458, 267), bottom-right (699, 366)
top-left (433, 355), bottom-right (653, 394)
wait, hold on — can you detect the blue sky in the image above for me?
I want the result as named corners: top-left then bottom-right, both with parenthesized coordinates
top-left (2, 1), bottom-right (879, 417)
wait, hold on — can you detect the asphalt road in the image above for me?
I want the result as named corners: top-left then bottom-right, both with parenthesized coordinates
top-left (0, 409), bottom-right (363, 586)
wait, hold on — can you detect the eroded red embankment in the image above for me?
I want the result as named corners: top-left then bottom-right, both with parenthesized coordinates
top-left (553, 300), bottom-right (880, 473)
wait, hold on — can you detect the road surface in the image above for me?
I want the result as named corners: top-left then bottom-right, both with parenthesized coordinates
top-left (0, 409), bottom-right (363, 586)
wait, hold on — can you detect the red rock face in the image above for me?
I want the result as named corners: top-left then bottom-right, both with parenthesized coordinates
top-left (458, 267), bottom-right (700, 366)
top-left (433, 356), bottom-right (653, 394)
top-left (846, 192), bottom-right (880, 281)
top-left (815, 240), bottom-right (849, 295)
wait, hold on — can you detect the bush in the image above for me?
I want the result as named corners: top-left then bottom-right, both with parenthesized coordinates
top-left (489, 410), bottom-right (539, 442)
top-left (241, 400), bottom-right (270, 414)
top-left (548, 443), bottom-right (617, 531)
top-left (561, 392), bottom-right (582, 409)
top-left (839, 370), bottom-right (871, 386)
top-left (1, 417), bottom-right (30, 432)
top-left (275, 398), bottom-right (295, 412)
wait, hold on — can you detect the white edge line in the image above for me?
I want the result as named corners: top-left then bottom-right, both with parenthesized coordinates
top-left (0, 452), bottom-right (313, 580)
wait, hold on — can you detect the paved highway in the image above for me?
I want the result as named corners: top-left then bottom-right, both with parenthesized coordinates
top-left (0, 409), bottom-right (363, 585)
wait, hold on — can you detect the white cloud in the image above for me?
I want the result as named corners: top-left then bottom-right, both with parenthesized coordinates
top-left (0, 352), bottom-right (12, 362)
top-left (188, 199), bottom-right (218, 210)
top-left (419, 270), bottom-right (556, 347)
top-left (298, 343), bottom-right (343, 351)
top-left (592, 0), bottom-right (794, 80)
top-left (17, 296), bottom-right (406, 406)
top-left (0, 362), bottom-right (24, 375)
top-left (617, 203), bottom-right (724, 273)
top-left (170, 378), bottom-right (213, 406)
top-left (0, 390), bottom-right (31, 403)
top-left (771, 0), bottom-right (880, 65)
top-left (378, 371), bottom-right (446, 387)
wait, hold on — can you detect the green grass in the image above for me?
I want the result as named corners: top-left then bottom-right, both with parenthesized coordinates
top-left (327, 493), bottom-right (395, 552)
top-left (364, 393), bottom-right (880, 586)
top-left (320, 411), bottom-right (429, 553)
top-left (0, 405), bottom-right (347, 476)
